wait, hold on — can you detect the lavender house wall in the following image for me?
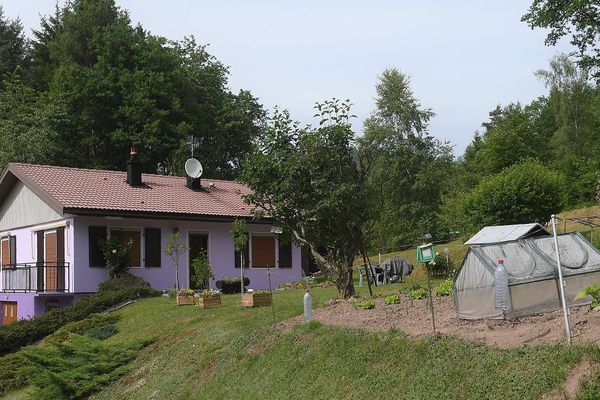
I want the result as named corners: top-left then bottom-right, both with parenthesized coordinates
top-left (73, 216), bottom-right (302, 292)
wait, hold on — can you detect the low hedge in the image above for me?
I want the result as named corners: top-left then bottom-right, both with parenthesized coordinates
top-left (0, 274), bottom-right (159, 356)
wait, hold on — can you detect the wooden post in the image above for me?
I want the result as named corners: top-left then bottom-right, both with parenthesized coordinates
top-left (360, 245), bottom-right (373, 297)
top-left (267, 266), bottom-right (276, 323)
top-left (426, 263), bottom-right (436, 334)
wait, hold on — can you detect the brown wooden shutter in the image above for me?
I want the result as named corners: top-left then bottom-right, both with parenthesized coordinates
top-left (89, 226), bottom-right (107, 267)
top-left (56, 227), bottom-right (65, 291)
top-left (144, 228), bottom-right (161, 267)
top-left (1, 239), bottom-right (9, 267)
top-left (278, 241), bottom-right (292, 268)
top-left (9, 236), bottom-right (16, 267)
top-left (251, 236), bottom-right (276, 268)
top-left (36, 231), bottom-right (44, 291)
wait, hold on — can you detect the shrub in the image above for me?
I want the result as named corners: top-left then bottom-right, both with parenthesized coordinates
top-left (216, 277), bottom-right (250, 294)
top-left (435, 280), bottom-right (454, 297)
top-left (410, 288), bottom-right (427, 300)
top-left (191, 249), bottom-right (212, 289)
top-left (250, 290), bottom-right (270, 295)
top-left (574, 284), bottom-right (600, 308)
top-left (427, 254), bottom-right (454, 278)
top-left (44, 314), bottom-right (120, 345)
top-left (0, 353), bottom-right (29, 396)
top-left (87, 324), bottom-right (119, 340)
top-left (384, 295), bottom-right (401, 305)
top-left (457, 160), bottom-right (567, 234)
top-left (98, 236), bottom-right (133, 278)
top-left (0, 274), bottom-right (159, 356)
top-left (22, 334), bottom-right (152, 400)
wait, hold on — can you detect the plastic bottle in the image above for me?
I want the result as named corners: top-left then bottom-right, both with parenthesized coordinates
top-left (494, 259), bottom-right (510, 312)
top-left (303, 289), bottom-right (312, 321)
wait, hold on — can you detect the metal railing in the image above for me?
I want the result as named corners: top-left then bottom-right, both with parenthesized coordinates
top-left (1, 262), bottom-right (70, 293)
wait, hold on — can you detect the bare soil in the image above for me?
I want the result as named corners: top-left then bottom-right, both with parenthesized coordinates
top-left (284, 295), bottom-right (600, 348)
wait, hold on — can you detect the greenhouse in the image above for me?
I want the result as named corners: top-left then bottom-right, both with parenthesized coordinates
top-left (455, 230), bottom-right (600, 319)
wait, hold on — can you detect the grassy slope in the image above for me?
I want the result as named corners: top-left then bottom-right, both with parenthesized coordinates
top-left (89, 289), bottom-right (599, 400)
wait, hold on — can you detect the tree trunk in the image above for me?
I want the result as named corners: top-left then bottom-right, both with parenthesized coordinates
top-left (337, 259), bottom-right (355, 299)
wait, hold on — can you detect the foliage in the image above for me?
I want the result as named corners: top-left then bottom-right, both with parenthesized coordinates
top-left (522, 0), bottom-right (600, 78)
top-left (384, 294), bottom-right (401, 305)
top-left (0, 274), bottom-right (158, 356)
top-left (435, 280), bottom-right (454, 297)
top-left (239, 99), bottom-right (369, 299)
top-left (359, 68), bottom-right (454, 250)
top-left (44, 313), bottom-right (120, 345)
top-left (0, 0), bottom-right (264, 174)
top-left (191, 249), bottom-right (212, 290)
top-left (22, 334), bottom-right (152, 400)
top-left (0, 352), bottom-right (29, 396)
top-left (165, 231), bottom-right (186, 291)
top-left (199, 289), bottom-right (221, 298)
top-left (231, 219), bottom-right (248, 251)
top-left (356, 299), bottom-right (376, 310)
top-left (426, 253), bottom-right (454, 277)
top-left (574, 284), bottom-right (600, 308)
top-left (410, 288), bottom-right (427, 300)
top-left (250, 290), bottom-right (270, 295)
top-left (87, 324), bottom-right (119, 340)
top-left (98, 236), bottom-right (132, 278)
top-left (449, 160), bottom-right (566, 235)
top-left (176, 288), bottom-right (194, 297)
top-left (216, 277), bottom-right (249, 294)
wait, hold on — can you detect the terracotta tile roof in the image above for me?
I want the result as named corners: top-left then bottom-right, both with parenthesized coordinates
top-left (8, 163), bottom-right (256, 219)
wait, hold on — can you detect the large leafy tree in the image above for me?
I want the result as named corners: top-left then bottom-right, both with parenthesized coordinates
top-left (450, 160), bottom-right (567, 235)
top-left (239, 100), bottom-right (368, 299)
top-left (522, 1), bottom-right (600, 78)
top-left (0, 7), bottom-right (30, 83)
top-left (7, 0), bottom-right (264, 177)
top-left (359, 68), bottom-right (453, 250)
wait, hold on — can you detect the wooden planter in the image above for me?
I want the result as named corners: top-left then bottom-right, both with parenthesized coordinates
top-left (176, 296), bottom-right (195, 306)
top-left (242, 293), bottom-right (272, 308)
top-left (198, 296), bottom-right (221, 309)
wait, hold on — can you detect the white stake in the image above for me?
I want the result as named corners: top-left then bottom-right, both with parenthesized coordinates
top-left (551, 214), bottom-right (572, 345)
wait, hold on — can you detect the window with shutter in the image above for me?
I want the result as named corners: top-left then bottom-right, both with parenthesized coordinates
top-left (144, 228), bottom-right (161, 267)
top-left (251, 235), bottom-right (276, 268)
top-left (88, 226), bottom-right (107, 267)
top-left (1, 238), bottom-right (9, 268)
top-left (110, 229), bottom-right (141, 268)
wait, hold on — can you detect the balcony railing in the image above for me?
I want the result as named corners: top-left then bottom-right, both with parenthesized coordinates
top-left (1, 262), bottom-right (70, 293)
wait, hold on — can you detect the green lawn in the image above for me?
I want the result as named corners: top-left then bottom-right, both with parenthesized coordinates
top-left (75, 287), bottom-right (600, 400)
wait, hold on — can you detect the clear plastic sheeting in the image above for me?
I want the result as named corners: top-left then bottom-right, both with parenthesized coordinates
top-left (454, 232), bottom-right (600, 319)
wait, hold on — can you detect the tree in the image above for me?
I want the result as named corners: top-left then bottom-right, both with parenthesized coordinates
top-left (522, 1), bottom-right (600, 78)
top-left (19, 0), bottom-right (263, 176)
top-left (359, 68), bottom-right (453, 249)
top-left (454, 160), bottom-right (567, 235)
top-left (165, 231), bottom-right (186, 291)
top-left (0, 7), bottom-right (30, 83)
top-left (230, 219), bottom-right (248, 295)
top-left (239, 100), bottom-right (368, 299)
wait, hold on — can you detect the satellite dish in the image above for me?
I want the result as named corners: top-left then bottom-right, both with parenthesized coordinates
top-left (184, 158), bottom-right (203, 179)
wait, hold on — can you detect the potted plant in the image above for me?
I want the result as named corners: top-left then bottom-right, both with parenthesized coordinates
top-left (197, 289), bottom-right (222, 309)
top-left (242, 290), bottom-right (272, 308)
top-left (176, 288), bottom-right (195, 305)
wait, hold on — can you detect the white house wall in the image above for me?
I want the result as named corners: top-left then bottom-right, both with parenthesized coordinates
top-left (0, 181), bottom-right (62, 231)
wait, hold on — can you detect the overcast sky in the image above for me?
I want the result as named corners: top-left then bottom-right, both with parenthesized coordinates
top-left (3, 1), bottom-right (573, 155)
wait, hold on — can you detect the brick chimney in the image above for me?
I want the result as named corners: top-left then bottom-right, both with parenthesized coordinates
top-left (126, 147), bottom-right (143, 186)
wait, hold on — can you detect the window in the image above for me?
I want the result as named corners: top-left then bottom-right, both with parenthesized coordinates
top-left (110, 228), bottom-right (142, 268)
top-left (144, 228), bottom-right (161, 267)
top-left (89, 226), bottom-right (107, 267)
top-left (1, 236), bottom-right (16, 269)
top-left (1, 237), bottom-right (9, 269)
top-left (251, 235), bottom-right (276, 268)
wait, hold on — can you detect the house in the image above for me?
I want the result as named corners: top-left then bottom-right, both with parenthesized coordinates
top-left (0, 150), bottom-right (303, 324)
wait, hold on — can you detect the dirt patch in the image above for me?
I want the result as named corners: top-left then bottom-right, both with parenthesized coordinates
top-left (284, 295), bottom-right (600, 348)
top-left (540, 359), bottom-right (597, 400)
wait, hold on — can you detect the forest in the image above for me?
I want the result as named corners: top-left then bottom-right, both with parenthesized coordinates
top-left (1, 0), bottom-right (599, 255)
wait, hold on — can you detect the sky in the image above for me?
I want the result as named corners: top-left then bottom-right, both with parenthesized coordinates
top-left (2, 1), bottom-right (574, 155)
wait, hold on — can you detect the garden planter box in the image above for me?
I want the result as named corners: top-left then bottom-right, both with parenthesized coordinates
top-left (176, 296), bottom-right (195, 306)
top-left (198, 297), bottom-right (221, 309)
top-left (242, 293), bottom-right (272, 307)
